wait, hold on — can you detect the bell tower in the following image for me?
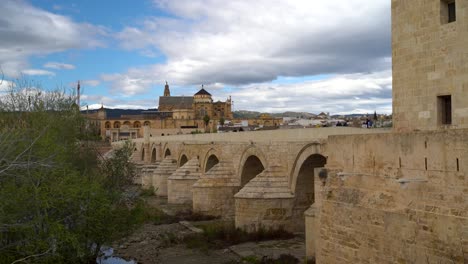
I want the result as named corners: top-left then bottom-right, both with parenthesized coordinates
top-left (164, 81), bottom-right (170, 97)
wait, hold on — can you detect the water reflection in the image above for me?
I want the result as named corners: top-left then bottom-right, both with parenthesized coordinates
top-left (97, 247), bottom-right (135, 264)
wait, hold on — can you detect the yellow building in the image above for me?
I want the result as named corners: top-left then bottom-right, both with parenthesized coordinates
top-left (85, 82), bottom-right (233, 141)
top-left (158, 83), bottom-right (233, 120)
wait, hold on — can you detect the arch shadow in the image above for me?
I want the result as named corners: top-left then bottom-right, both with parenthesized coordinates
top-left (178, 154), bottom-right (189, 167)
top-left (151, 148), bottom-right (157, 163)
top-left (290, 143), bottom-right (326, 194)
top-left (237, 146), bottom-right (268, 187)
top-left (202, 148), bottom-right (221, 173)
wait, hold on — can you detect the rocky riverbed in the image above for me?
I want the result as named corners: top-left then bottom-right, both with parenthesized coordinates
top-left (104, 196), bottom-right (307, 264)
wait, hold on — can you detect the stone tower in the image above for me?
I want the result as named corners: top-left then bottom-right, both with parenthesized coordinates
top-left (392, 0), bottom-right (468, 131)
top-left (164, 81), bottom-right (170, 97)
top-left (193, 85), bottom-right (213, 119)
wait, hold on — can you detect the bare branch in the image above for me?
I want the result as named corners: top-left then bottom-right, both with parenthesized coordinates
top-left (0, 125), bottom-right (50, 176)
top-left (10, 248), bottom-right (52, 264)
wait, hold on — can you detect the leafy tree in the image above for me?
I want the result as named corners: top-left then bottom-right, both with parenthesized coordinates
top-left (0, 79), bottom-right (139, 263)
top-left (203, 115), bottom-right (210, 132)
top-left (100, 141), bottom-right (136, 192)
top-left (219, 117), bottom-right (225, 127)
top-left (203, 115), bottom-right (210, 127)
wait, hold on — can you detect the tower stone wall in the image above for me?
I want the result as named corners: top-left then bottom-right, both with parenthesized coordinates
top-left (392, 0), bottom-right (468, 131)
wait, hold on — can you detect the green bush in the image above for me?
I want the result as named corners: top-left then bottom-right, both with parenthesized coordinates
top-left (0, 82), bottom-right (143, 263)
top-left (140, 186), bottom-right (156, 197)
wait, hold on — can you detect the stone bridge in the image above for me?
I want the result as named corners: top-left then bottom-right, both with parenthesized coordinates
top-left (125, 128), bottom-right (381, 234)
top-left (112, 127), bottom-right (468, 262)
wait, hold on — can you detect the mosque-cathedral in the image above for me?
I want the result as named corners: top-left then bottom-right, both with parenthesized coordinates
top-left (85, 82), bottom-right (279, 141)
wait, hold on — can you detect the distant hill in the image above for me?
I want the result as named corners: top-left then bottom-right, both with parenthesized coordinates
top-left (233, 110), bottom-right (385, 119)
top-left (233, 110), bottom-right (316, 119)
top-left (82, 108), bottom-right (158, 118)
top-left (233, 110), bottom-right (262, 119)
top-left (271, 111), bottom-right (316, 118)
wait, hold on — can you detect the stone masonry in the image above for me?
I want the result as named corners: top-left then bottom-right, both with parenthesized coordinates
top-left (110, 1), bottom-right (468, 263)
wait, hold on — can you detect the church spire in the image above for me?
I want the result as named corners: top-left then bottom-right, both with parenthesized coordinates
top-left (164, 81), bottom-right (170, 96)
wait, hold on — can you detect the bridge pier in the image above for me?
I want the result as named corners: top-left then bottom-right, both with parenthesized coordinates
top-left (151, 157), bottom-right (177, 196)
top-left (304, 205), bottom-right (319, 260)
top-left (304, 167), bottom-right (326, 260)
top-left (192, 161), bottom-right (240, 219)
top-left (167, 158), bottom-right (201, 204)
top-left (140, 164), bottom-right (159, 188)
top-left (234, 166), bottom-right (295, 232)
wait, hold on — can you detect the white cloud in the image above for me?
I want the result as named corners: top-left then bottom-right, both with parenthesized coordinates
top-left (22, 69), bottom-right (55, 76)
top-left (219, 71), bottom-right (393, 114)
top-left (0, 0), bottom-right (106, 77)
top-left (81, 80), bottom-right (101, 87)
top-left (101, 72), bottom-right (155, 95)
top-left (109, 0), bottom-right (391, 95)
top-left (93, 70), bottom-right (392, 114)
top-left (0, 80), bottom-right (14, 92)
top-left (80, 94), bottom-right (155, 110)
top-left (44, 62), bottom-right (76, 70)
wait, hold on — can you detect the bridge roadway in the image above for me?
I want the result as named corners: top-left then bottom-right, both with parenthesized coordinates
top-left (118, 127), bottom-right (388, 233)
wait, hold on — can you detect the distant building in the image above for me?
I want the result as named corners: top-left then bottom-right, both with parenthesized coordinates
top-left (84, 82), bottom-right (233, 141)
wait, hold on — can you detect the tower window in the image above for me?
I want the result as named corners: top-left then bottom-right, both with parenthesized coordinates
top-left (438, 95), bottom-right (452, 125)
top-left (448, 2), bottom-right (456, 22)
top-left (441, 1), bottom-right (456, 24)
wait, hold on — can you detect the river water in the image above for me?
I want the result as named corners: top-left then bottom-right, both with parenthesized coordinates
top-left (97, 247), bottom-right (135, 264)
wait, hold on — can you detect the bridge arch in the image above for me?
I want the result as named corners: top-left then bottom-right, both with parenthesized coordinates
top-left (290, 143), bottom-right (326, 194)
top-left (238, 146), bottom-right (267, 187)
top-left (151, 148), bottom-right (157, 163)
top-left (290, 143), bottom-right (326, 232)
top-left (205, 155), bottom-right (219, 172)
top-left (178, 153), bottom-right (189, 167)
top-left (202, 148), bottom-right (221, 173)
top-left (162, 143), bottom-right (172, 159)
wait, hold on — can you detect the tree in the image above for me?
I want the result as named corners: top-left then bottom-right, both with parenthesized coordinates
top-left (219, 117), bottom-right (225, 127)
top-left (203, 115), bottom-right (210, 132)
top-left (100, 141), bottom-right (136, 192)
top-left (0, 79), bottom-right (139, 263)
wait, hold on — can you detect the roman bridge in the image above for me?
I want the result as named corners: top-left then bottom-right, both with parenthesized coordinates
top-left (121, 127), bottom-right (382, 233)
top-left (112, 127), bottom-right (468, 262)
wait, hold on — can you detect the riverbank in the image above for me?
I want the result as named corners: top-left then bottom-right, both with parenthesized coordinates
top-left (107, 195), bottom-right (310, 264)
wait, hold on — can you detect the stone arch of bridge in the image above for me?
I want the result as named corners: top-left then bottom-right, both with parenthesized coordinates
top-left (151, 148), bottom-right (157, 163)
top-left (289, 143), bottom-right (326, 232)
top-left (202, 148), bottom-right (221, 173)
top-left (178, 153), bottom-right (189, 167)
top-left (141, 147), bottom-right (145, 162)
top-left (150, 143), bottom-right (160, 162)
top-left (290, 143), bottom-right (326, 194)
top-left (238, 146), bottom-right (268, 187)
top-left (162, 143), bottom-right (172, 159)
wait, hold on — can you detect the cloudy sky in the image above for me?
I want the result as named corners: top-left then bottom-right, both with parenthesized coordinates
top-left (0, 0), bottom-right (391, 114)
